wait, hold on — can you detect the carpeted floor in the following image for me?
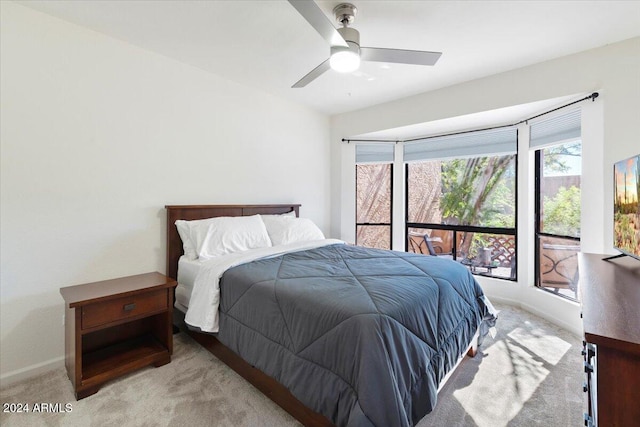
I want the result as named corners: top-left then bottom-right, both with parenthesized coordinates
top-left (0, 303), bottom-right (582, 427)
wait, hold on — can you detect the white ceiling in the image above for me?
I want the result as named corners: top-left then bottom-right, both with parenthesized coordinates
top-left (352, 94), bottom-right (582, 140)
top-left (17, 1), bottom-right (640, 116)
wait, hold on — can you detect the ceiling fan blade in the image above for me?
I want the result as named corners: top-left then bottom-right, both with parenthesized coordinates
top-left (361, 47), bottom-right (442, 66)
top-left (292, 59), bottom-right (331, 88)
top-left (287, 0), bottom-right (348, 47)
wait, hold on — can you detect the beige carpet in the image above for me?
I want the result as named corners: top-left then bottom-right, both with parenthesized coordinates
top-left (1, 303), bottom-right (582, 426)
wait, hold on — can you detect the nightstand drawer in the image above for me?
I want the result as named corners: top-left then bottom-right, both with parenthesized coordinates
top-left (82, 289), bottom-right (168, 330)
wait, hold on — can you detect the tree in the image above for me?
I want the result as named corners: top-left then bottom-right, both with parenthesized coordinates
top-left (543, 142), bottom-right (581, 174)
top-left (543, 186), bottom-right (581, 236)
top-left (439, 155), bottom-right (516, 256)
top-left (356, 164), bottom-right (392, 249)
top-left (440, 156), bottom-right (515, 226)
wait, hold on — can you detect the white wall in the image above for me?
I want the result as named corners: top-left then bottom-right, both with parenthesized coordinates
top-left (0, 2), bottom-right (330, 384)
top-left (331, 37), bottom-right (640, 335)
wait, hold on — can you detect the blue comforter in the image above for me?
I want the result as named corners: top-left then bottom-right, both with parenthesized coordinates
top-left (217, 244), bottom-right (496, 427)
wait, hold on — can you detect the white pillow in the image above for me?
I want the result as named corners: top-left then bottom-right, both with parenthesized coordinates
top-left (260, 215), bottom-right (325, 246)
top-left (175, 215), bottom-right (271, 260)
top-left (175, 219), bottom-right (205, 260)
top-left (196, 215), bottom-right (272, 260)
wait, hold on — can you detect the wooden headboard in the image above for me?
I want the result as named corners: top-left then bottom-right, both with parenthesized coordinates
top-left (164, 204), bottom-right (301, 280)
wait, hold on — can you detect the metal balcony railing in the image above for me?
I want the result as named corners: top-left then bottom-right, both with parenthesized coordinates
top-left (406, 223), bottom-right (517, 281)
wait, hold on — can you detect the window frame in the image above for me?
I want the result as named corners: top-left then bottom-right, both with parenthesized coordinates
top-left (355, 163), bottom-right (394, 249)
top-left (404, 154), bottom-right (518, 282)
top-left (534, 148), bottom-right (581, 299)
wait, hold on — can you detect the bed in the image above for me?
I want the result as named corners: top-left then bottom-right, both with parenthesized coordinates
top-left (165, 204), bottom-right (497, 427)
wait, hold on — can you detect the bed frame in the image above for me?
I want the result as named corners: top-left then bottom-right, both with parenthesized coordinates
top-left (165, 204), bottom-right (478, 427)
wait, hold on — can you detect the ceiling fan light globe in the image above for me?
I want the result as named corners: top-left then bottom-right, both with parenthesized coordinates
top-left (330, 29), bottom-right (361, 73)
top-left (330, 50), bottom-right (360, 73)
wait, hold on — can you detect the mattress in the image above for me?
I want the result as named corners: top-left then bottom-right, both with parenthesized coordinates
top-left (175, 256), bottom-right (203, 312)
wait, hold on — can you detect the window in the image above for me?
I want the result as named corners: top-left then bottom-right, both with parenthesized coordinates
top-left (355, 144), bottom-right (393, 249)
top-left (532, 109), bottom-right (581, 301)
top-left (405, 127), bottom-right (517, 280)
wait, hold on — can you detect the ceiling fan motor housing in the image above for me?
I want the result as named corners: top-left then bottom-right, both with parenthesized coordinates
top-left (330, 26), bottom-right (360, 72)
top-left (331, 27), bottom-right (360, 62)
top-left (337, 26), bottom-right (359, 46)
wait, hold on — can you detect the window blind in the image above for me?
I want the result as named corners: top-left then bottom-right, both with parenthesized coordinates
top-left (403, 127), bottom-right (517, 162)
top-left (530, 109), bottom-right (581, 149)
top-left (355, 143), bottom-right (395, 164)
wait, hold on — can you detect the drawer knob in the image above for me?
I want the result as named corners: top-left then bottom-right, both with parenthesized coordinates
top-left (123, 303), bottom-right (136, 312)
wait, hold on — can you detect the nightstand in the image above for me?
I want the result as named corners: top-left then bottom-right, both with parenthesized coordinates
top-left (60, 272), bottom-right (177, 399)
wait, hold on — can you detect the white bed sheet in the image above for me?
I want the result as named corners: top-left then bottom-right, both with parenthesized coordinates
top-left (175, 256), bottom-right (204, 313)
top-left (185, 239), bottom-right (344, 333)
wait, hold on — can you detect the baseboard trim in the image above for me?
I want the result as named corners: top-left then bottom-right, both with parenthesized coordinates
top-left (485, 295), bottom-right (581, 337)
top-left (518, 301), bottom-right (582, 336)
top-left (483, 295), bottom-right (520, 307)
top-left (0, 356), bottom-right (64, 388)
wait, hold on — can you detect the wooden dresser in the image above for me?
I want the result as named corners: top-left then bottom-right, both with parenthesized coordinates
top-left (60, 272), bottom-right (177, 399)
top-left (578, 253), bottom-right (640, 426)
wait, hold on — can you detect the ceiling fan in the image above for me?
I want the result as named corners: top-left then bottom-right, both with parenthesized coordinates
top-left (287, 1), bottom-right (442, 88)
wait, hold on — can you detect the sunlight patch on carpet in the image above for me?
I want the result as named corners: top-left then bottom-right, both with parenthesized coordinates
top-left (507, 324), bottom-right (571, 365)
top-left (453, 339), bottom-right (550, 427)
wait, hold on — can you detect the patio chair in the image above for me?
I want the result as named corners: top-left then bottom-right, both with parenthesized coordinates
top-left (426, 229), bottom-right (456, 256)
top-left (540, 243), bottom-right (580, 296)
top-left (407, 231), bottom-right (430, 254)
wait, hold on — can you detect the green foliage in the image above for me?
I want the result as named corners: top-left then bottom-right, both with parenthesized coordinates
top-left (440, 155), bottom-right (515, 228)
top-left (543, 186), bottom-right (581, 237)
top-left (441, 159), bottom-right (473, 220)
